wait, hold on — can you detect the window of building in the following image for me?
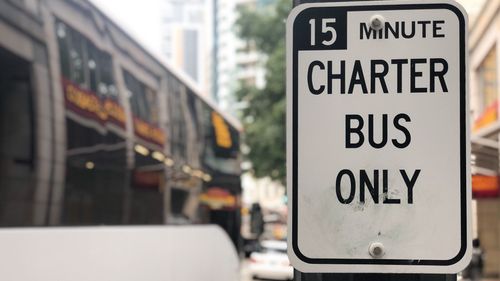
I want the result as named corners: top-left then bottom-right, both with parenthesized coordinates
top-left (123, 70), bottom-right (159, 125)
top-left (55, 20), bottom-right (127, 226)
top-left (87, 43), bottom-right (99, 93)
top-left (167, 75), bottom-right (187, 160)
top-left (55, 20), bottom-right (117, 101)
top-left (68, 29), bottom-right (86, 87)
top-left (56, 22), bottom-right (71, 79)
top-left (100, 53), bottom-right (117, 98)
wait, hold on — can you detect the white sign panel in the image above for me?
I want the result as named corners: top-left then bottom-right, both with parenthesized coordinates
top-left (286, 0), bottom-right (471, 273)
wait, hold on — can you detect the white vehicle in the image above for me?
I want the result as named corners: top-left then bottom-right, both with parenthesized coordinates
top-left (249, 240), bottom-right (294, 280)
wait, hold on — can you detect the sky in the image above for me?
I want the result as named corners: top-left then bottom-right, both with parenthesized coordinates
top-left (89, 0), bottom-right (165, 56)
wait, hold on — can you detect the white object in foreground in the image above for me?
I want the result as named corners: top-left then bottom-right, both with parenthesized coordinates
top-left (0, 225), bottom-right (239, 281)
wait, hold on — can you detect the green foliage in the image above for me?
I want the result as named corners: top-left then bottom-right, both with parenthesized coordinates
top-left (235, 0), bottom-right (291, 184)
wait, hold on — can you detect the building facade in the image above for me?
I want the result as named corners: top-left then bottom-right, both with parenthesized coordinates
top-left (212, 0), bottom-right (238, 107)
top-left (162, 0), bottom-right (212, 97)
top-left (469, 0), bottom-right (500, 277)
top-left (212, 0), bottom-right (271, 115)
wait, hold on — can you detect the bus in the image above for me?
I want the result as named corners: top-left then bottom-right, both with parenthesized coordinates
top-left (0, 0), bottom-right (242, 250)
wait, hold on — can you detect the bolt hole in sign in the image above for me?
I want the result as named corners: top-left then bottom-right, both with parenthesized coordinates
top-left (286, 0), bottom-right (471, 274)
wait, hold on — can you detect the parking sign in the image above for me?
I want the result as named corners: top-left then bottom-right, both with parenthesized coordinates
top-left (287, 0), bottom-right (471, 273)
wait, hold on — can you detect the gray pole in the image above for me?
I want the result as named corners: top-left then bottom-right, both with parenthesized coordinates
top-left (290, 0), bottom-right (458, 280)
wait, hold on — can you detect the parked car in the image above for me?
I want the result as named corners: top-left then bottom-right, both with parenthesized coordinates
top-left (243, 238), bottom-right (262, 258)
top-left (249, 240), bottom-right (293, 280)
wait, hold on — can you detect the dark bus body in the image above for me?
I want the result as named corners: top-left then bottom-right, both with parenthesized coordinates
top-left (0, 0), bottom-right (242, 249)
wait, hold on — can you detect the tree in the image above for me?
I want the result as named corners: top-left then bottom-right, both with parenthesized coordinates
top-left (235, 0), bottom-right (291, 184)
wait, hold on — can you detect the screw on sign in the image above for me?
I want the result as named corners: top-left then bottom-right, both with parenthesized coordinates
top-left (370, 15), bottom-right (385, 30)
top-left (369, 242), bottom-right (385, 258)
top-left (286, 0), bottom-right (471, 276)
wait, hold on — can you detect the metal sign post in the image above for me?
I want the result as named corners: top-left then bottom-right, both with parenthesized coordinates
top-left (287, 0), bottom-right (470, 279)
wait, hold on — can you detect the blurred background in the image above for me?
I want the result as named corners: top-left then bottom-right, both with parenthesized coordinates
top-left (0, 0), bottom-right (498, 280)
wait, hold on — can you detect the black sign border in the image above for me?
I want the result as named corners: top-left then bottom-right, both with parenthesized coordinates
top-left (291, 3), bottom-right (468, 266)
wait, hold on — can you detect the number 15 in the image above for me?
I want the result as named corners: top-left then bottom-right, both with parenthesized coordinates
top-left (309, 18), bottom-right (337, 46)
